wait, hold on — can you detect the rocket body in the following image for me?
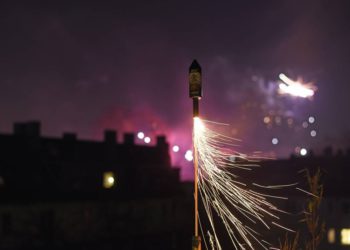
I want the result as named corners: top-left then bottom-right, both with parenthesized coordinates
top-left (189, 59), bottom-right (202, 250)
top-left (189, 60), bottom-right (202, 117)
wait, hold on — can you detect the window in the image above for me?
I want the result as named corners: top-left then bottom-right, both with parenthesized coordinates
top-left (2, 213), bottom-right (12, 235)
top-left (328, 228), bottom-right (335, 244)
top-left (341, 228), bottom-right (350, 245)
top-left (342, 202), bottom-right (350, 214)
top-left (40, 210), bottom-right (54, 240)
top-left (103, 172), bottom-right (115, 188)
top-left (328, 202), bottom-right (333, 213)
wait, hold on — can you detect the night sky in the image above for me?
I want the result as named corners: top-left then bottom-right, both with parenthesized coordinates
top-left (1, 1), bottom-right (350, 179)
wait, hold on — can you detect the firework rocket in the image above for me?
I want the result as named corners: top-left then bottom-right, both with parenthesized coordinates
top-left (190, 59), bottom-right (202, 250)
top-left (188, 61), bottom-right (296, 250)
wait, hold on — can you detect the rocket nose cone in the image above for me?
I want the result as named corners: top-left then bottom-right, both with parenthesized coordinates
top-left (189, 60), bottom-right (201, 71)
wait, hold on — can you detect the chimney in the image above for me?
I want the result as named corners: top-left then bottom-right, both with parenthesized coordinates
top-left (13, 121), bottom-right (41, 137)
top-left (104, 130), bottom-right (117, 144)
top-left (123, 133), bottom-right (135, 145)
top-left (156, 135), bottom-right (167, 147)
top-left (63, 133), bottom-right (77, 141)
top-left (156, 135), bottom-right (169, 153)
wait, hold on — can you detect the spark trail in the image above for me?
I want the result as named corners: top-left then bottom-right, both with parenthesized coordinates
top-left (194, 117), bottom-right (294, 250)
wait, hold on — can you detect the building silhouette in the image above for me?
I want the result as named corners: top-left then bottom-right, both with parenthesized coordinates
top-left (0, 121), bottom-right (192, 250)
top-left (0, 121), bottom-right (350, 249)
top-left (258, 153), bottom-right (350, 250)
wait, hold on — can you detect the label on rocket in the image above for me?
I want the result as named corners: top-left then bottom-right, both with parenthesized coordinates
top-left (189, 71), bottom-right (202, 98)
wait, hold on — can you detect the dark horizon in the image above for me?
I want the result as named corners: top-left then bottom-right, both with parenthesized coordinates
top-left (1, 119), bottom-right (349, 249)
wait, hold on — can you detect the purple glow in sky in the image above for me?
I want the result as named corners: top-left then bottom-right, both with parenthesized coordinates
top-left (1, 1), bottom-right (350, 179)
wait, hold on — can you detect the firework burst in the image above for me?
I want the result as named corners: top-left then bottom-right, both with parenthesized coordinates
top-left (194, 117), bottom-right (294, 250)
top-left (278, 73), bottom-right (316, 99)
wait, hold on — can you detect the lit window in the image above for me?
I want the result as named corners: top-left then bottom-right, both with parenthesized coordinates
top-left (328, 228), bottom-right (335, 244)
top-left (103, 172), bottom-right (115, 189)
top-left (341, 228), bottom-right (350, 245)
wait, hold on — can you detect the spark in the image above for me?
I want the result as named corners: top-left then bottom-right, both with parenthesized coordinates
top-left (295, 187), bottom-right (319, 198)
top-left (252, 182), bottom-right (299, 189)
top-left (194, 117), bottom-right (293, 249)
top-left (271, 221), bottom-right (295, 233)
top-left (278, 73), bottom-right (316, 98)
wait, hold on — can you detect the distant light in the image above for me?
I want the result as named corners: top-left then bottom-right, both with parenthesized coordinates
top-left (341, 228), bottom-right (350, 245)
top-left (272, 138), bottom-right (279, 145)
top-left (287, 118), bottom-right (293, 126)
top-left (310, 130), bottom-right (317, 137)
top-left (294, 146), bottom-right (301, 154)
top-left (328, 228), bottom-right (336, 244)
top-left (263, 116), bottom-right (271, 124)
top-left (137, 132), bottom-right (145, 139)
top-left (144, 137), bottom-right (151, 144)
top-left (302, 122), bottom-right (309, 128)
top-left (308, 116), bottom-right (315, 124)
top-left (172, 145), bottom-right (180, 152)
top-left (300, 148), bottom-right (307, 156)
top-left (275, 116), bottom-right (282, 125)
top-left (185, 150), bottom-right (193, 161)
top-left (231, 128), bottom-right (238, 136)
